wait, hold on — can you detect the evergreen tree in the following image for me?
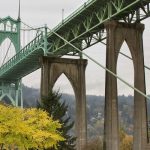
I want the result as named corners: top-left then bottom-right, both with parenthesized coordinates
top-left (38, 90), bottom-right (76, 150)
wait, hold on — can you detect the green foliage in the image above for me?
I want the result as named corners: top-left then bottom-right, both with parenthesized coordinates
top-left (39, 90), bottom-right (76, 150)
top-left (0, 104), bottom-right (64, 150)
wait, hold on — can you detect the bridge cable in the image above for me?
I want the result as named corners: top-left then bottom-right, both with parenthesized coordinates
top-left (1, 42), bottom-right (12, 66)
top-left (47, 27), bottom-right (150, 100)
top-left (21, 21), bottom-right (44, 32)
top-left (119, 51), bottom-right (150, 70)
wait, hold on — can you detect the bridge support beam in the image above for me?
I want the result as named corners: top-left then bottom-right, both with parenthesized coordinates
top-left (104, 21), bottom-right (148, 150)
top-left (0, 79), bottom-right (23, 107)
top-left (40, 56), bottom-right (87, 150)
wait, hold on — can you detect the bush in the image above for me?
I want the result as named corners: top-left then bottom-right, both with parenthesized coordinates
top-left (83, 137), bottom-right (103, 150)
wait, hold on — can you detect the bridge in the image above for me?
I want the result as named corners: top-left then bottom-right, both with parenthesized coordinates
top-left (0, 0), bottom-right (150, 150)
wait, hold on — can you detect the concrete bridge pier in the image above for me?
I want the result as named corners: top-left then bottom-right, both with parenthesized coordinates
top-left (104, 21), bottom-right (148, 150)
top-left (40, 56), bottom-right (87, 150)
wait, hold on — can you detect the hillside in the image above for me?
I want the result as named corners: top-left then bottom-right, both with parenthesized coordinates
top-left (21, 85), bottom-right (150, 138)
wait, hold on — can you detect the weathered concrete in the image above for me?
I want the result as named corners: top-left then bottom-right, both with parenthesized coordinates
top-left (104, 21), bottom-right (148, 150)
top-left (40, 57), bottom-right (87, 150)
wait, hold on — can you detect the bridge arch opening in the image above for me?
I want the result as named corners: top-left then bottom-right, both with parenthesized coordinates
top-left (6, 21), bottom-right (11, 31)
top-left (12, 24), bottom-right (17, 32)
top-left (0, 23), bottom-right (4, 31)
top-left (83, 43), bottom-right (106, 146)
top-left (117, 41), bottom-right (134, 148)
top-left (53, 73), bottom-right (76, 137)
top-left (0, 38), bottom-right (16, 66)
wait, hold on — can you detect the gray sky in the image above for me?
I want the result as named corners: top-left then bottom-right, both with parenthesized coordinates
top-left (0, 0), bottom-right (150, 96)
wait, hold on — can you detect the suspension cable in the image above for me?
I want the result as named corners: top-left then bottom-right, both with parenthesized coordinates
top-left (0, 18), bottom-right (43, 32)
top-left (21, 21), bottom-right (44, 32)
top-left (47, 27), bottom-right (150, 100)
top-left (2, 42), bottom-right (12, 66)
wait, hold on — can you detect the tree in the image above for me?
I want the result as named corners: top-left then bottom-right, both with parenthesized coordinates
top-left (120, 128), bottom-right (133, 150)
top-left (83, 137), bottom-right (103, 150)
top-left (120, 135), bottom-right (133, 150)
top-left (39, 90), bottom-right (76, 150)
top-left (0, 104), bottom-right (64, 150)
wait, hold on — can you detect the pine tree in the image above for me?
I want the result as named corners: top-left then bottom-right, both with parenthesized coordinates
top-left (38, 90), bottom-right (76, 150)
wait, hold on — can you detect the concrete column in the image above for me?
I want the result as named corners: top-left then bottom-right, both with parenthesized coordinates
top-left (41, 57), bottom-right (50, 97)
top-left (104, 21), bottom-right (148, 150)
top-left (40, 57), bottom-right (87, 150)
top-left (104, 21), bottom-right (119, 150)
top-left (132, 24), bottom-right (148, 150)
top-left (75, 60), bottom-right (87, 150)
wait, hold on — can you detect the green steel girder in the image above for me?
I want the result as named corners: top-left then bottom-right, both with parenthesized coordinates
top-left (47, 0), bottom-right (150, 55)
top-left (0, 79), bottom-right (23, 107)
top-left (0, 0), bottom-right (150, 81)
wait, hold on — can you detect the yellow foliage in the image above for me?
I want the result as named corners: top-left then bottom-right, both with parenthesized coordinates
top-left (121, 135), bottom-right (133, 150)
top-left (0, 104), bottom-right (64, 150)
top-left (120, 128), bottom-right (133, 150)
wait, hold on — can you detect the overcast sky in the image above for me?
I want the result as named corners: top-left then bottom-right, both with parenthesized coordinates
top-left (0, 0), bottom-right (150, 96)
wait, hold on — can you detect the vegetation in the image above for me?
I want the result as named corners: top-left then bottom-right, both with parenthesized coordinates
top-left (83, 129), bottom-right (133, 150)
top-left (84, 137), bottom-right (103, 150)
top-left (120, 128), bottom-right (133, 150)
top-left (3, 86), bottom-right (148, 149)
top-left (38, 90), bottom-right (76, 150)
top-left (22, 87), bottom-right (136, 138)
top-left (0, 104), bottom-right (64, 150)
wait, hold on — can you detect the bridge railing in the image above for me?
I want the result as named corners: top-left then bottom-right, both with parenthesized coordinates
top-left (0, 33), bottom-right (44, 75)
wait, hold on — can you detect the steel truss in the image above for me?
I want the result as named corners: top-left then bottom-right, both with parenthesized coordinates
top-left (47, 0), bottom-right (150, 56)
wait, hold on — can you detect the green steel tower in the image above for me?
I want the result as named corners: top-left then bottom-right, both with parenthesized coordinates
top-left (0, 16), bottom-right (23, 107)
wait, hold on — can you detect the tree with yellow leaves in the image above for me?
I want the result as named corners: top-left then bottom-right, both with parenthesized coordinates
top-left (0, 104), bottom-right (64, 150)
top-left (120, 128), bottom-right (133, 150)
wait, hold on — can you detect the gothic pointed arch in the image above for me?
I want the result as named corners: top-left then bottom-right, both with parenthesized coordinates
top-left (117, 41), bottom-right (134, 89)
top-left (0, 36), bottom-right (18, 53)
top-left (6, 21), bottom-right (11, 31)
top-left (0, 16), bottom-right (20, 53)
top-left (52, 72), bottom-right (76, 97)
top-left (117, 41), bottom-right (134, 147)
top-left (41, 57), bottom-right (87, 149)
top-left (12, 24), bottom-right (17, 32)
top-left (104, 21), bottom-right (148, 150)
top-left (0, 23), bottom-right (4, 31)
top-left (0, 38), bottom-right (16, 66)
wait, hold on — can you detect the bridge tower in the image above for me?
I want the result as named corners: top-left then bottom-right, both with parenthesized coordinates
top-left (41, 57), bottom-right (87, 150)
top-left (0, 16), bottom-right (23, 107)
top-left (104, 21), bottom-right (148, 150)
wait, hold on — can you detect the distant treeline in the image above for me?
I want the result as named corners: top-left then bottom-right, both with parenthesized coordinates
top-left (22, 85), bottom-right (150, 138)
